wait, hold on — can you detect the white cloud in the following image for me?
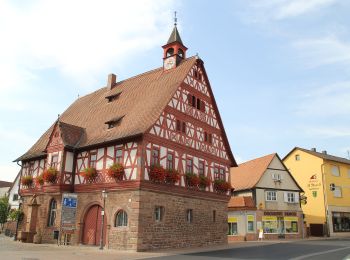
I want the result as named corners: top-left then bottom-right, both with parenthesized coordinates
top-left (296, 81), bottom-right (350, 117)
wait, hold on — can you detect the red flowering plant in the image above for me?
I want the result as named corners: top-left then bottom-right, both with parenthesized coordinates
top-left (43, 167), bottom-right (58, 184)
top-left (21, 175), bottom-right (33, 187)
top-left (107, 163), bottom-right (125, 181)
top-left (213, 179), bottom-right (232, 194)
top-left (149, 164), bottom-right (166, 183)
top-left (81, 167), bottom-right (97, 181)
top-left (165, 169), bottom-right (180, 185)
top-left (185, 173), bottom-right (200, 189)
top-left (35, 174), bottom-right (44, 186)
top-left (199, 175), bottom-right (210, 190)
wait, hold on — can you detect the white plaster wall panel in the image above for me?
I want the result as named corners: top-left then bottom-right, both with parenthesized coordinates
top-left (65, 152), bottom-right (74, 172)
top-left (96, 159), bottom-right (103, 170)
top-left (107, 146), bottom-right (114, 157)
top-left (106, 158), bottom-right (114, 168)
top-left (97, 148), bottom-right (104, 160)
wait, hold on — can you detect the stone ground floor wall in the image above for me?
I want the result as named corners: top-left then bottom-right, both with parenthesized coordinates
top-left (19, 188), bottom-right (229, 251)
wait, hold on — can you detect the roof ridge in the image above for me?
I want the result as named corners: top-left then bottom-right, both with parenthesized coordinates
top-left (238, 153), bottom-right (276, 166)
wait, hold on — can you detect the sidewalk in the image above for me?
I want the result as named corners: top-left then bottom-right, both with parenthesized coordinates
top-left (0, 234), bottom-right (342, 260)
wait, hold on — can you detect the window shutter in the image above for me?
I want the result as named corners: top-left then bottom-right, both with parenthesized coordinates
top-left (294, 192), bottom-right (299, 203)
top-left (201, 101), bottom-right (206, 112)
top-left (284, 192), bottom-right (289, 202)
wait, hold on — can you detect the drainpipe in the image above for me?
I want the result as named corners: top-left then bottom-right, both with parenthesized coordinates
top-left (321, 163), bottom-right (330, 237)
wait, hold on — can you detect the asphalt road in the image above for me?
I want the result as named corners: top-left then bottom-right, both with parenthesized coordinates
top-left (145, 238), bottom-right (350, 260)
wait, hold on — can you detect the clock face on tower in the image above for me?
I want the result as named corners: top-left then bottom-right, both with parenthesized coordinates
top-left (164, 56), bottom-right (176, 70)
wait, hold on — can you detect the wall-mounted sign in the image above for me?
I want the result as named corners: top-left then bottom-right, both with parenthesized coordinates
top-left (312, 191), bottom-right (317, 198)
top-left (307, 174), bottom-right (321, 191)
top-left (61, 193), bottom-right (78, 230)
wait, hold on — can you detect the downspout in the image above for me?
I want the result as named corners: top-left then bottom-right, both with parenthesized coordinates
top-left (321, 163), bottom-right (330, 237)
top-left (16, 161), bottom-right (23, 197)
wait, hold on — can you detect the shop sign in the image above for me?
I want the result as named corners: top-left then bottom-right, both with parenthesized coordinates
top-left (264, 211), bottom-right (283, 216)
top-left (307, 174), bottom-right (321, 191)
top-left (262, 216), bottom-right (277, 221)
top-left (284, 216), bottom-right (298, 221)
top-left (284, 212), bottom-right (297, 216)
top-left (228, 217), bottom-right (238, 223)
top-left (247, 215), bottom-right (254, 221)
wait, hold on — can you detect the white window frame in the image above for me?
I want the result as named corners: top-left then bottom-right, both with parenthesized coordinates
top-left (247, 215), bottom-right (255, 233)
top-left (333, 186), bottom-right (342, 198)
top-left (331, 165), bottom-right (340, 177)
top-left (266, 191), bottom-right (277, 201)
top-left (284, 192), bottom-right (299, 203)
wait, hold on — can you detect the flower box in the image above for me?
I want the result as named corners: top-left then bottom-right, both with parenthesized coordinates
top-left (149, 165), bottom-right (166, 183)
top-left (213, 179), bottom-right (232, 193)
top-left (199, 175), bottom-right (210, 190)
top-left (185, 173), bottom-right (200, 188)
top-left (35, 175), bottom-right (44, 186)
top-left (107, 163), bottom-right (125, 180)
top-left (21, 175), bottom-right (33, 187)
top-left (43, 167), bottom-right (58, 184)
top-left (165, 169), bottom-right (180, 185)
top-left (81, 167), bottom-right (97, 181)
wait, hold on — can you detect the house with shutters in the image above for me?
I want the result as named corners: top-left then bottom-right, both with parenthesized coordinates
top-left (229, 153), bottom-right (303, 240)
top-left (15, 23), bottom-right (237, 250)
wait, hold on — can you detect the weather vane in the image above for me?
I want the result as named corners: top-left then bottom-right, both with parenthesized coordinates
top-left (174, 11), bottom-right (177, 26)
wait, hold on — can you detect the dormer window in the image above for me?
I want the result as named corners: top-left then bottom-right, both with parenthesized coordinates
top-left (105, 116), bottom-right (124, 129)
top-left (105, 92), bottom-right (121, 103)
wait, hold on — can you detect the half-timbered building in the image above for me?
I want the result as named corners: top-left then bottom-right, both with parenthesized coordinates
top-left (15, 24), bottom-right (237, 250)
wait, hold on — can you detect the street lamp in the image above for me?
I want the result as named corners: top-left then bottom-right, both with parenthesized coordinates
top-left (99, 190), bottom-right (107, 250)
top-left (14, 197), bottom-right (23, 241)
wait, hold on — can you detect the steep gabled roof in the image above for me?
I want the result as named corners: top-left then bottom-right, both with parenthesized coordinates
top-left (230, 153), bottom-right (276, 191)
top-left (16, 57), bottom-right (198, 162)
top-left (284, 147), bottom-right (350, 166)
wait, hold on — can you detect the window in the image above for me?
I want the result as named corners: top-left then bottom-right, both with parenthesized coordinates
top-left (332, 212), bottom-right (350, 232)
top-left (28, 162), bottom-right (34, 175)
top-left (284, 192), bottom-right (299, 203)
top-left (228, 222), bottom-right (238, 235)
top-left (331, 165), bottom-right (340, 177)
top-left (208, 134), bottom-right (212, 144)
top-left (198, 161), bottom-right (205, 176)
top-left (176, 120), bottom-right (181, 132)
top-left (115, 147), bottom-right (123, 164)
top-left (204, 132), bottom-right (208, 142)
top-left (182, 122), bottom-right (186, 134)
top-left (154, 206), bottom-right (164, 222)
top-left (115, 210), bottom-right (128, 227)
top-left (51, 154), bottom-right (58, 169)
top-left (266, 191), bottom-right (277, 201)
top-left (106, 93), bottom-right (121, 103)
top-left (214, 167), bottom-right (219, 180)
top-left (247, 215), bottom-right (255, 232)
top-left (13, 194), bottom-right (19, 201)
top-left (166, 153), bottom-right (174, 170)
top-left (186, 209), bottom-right (193, 223)
top-left (186, 158), bottom-right (193, 173)
top-left (219, 168), bottom-right (225, 180)
top-left (48, 199), bottom-right (57, 227)
top-left (89, 152), bottom-right (97, 168)
top-left (196, 98), bottom-right (201, 110)
top-left (285, 219), bottom-right (298, 233)
top-left (151, 148), bottom-right (160, 166)
top-left (213, 210), bottom-right (216, 222)
top-left (333, 186), bottom-right (342, 198)
top-left (192, 95), bottom-right (196, 108)
top-left (295, 154), bottom-right (300, 161)
top-left (262, 218), bottom-right (278, 234)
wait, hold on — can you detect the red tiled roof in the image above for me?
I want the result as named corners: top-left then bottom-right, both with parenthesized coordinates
top-left (230, 153), bottom-right (276, 191)
top-left (16, 57), bottom-right (198, 161)
top-left (228, 196), bottom-right (256, 209)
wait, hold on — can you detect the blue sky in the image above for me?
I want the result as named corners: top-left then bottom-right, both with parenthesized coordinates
top-left (1, 0), bottom-right (350, 181)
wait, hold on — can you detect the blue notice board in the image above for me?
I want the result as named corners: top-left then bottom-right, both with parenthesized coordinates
top-left (63, 197), bottom-right (77, 208)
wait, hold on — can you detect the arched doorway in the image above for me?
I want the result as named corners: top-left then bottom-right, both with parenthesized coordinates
top-left (82, 204), bottom-right (107, 245)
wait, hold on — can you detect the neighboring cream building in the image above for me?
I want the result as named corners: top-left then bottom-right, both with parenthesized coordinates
top-left (0, 180), bottom-right (12, 198)
top-left (284, 147), bottom-right (350, 237)
top-left (229, 153), bottom-right (303, 240)
top-left (8, 172), bottom-right (21, 209)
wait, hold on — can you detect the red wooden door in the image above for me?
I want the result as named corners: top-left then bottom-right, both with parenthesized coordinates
top-left (82, 205), bottom-right (106, 245)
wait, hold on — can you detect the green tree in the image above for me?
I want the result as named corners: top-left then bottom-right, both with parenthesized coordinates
top-left (0, 195), bottom-right (10, 231)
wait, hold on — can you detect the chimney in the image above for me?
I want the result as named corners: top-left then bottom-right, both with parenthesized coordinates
top-left (322, 150), bottom-right (327, 154)
top-left (107, 73), bottom-right (117, 90)
top-left (311, 148), bottom-right (316, 152)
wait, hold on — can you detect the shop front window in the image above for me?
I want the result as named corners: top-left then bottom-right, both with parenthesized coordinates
top-left (285, 217), bottom-right (299, 233)
top-left (263, 217), bottom-right (278, 234)
top-left (332, 212), bottom-right (350, 232)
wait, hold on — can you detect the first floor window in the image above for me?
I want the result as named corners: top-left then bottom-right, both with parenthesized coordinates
top-left (219, 168), bottom-right (225, 180)
top-left (186, 209), bottom-right (193, 223)
top-left (154, 206), bottom-right (164, 222)
top-left (331, 165), bottom-right (340, 176)
top-left (247, 215), bottom-right (255, 232)
top-left (115, 147), bottom-right (123, 164)
top-left (284, 192), bottom-right (298, 203)
top-left (266, 191), bottom-right (277, 201)
top-left (186, 158), bottom-right (193, 173)
top-left (151, 148), bottom-right (159, 166)
top-left (198, 161), bottom-right (205, 176)
top-left (51, 154), bottom-right (58, 169)
top-left (13, 194), bottom-right (19, 201)
top-left (89, 152), bottom-right (97, 168)
top-left (332, 212), bottom-right (350, 232)
top-left (228, 222), bottom-right (238, 235)
top-left (48, 199), bottom-right (57, 227)
top-left (115, 210), bottom-right (128, 227)
top-left (166, 153), bottom-right (174, 170)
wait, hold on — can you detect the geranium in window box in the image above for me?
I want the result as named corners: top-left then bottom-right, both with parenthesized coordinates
top-left (199, 175), bottom-right (210, 190)
top-left (185, 173), bottom-right (200, 188)
top-left (165, 169), bottom-right (180, 185)
top-left (107, 163), bottom-right (125, 180)
top-left (149, 165), bottom-right (165, 183)
top-left (21, 175), bottom-right (33, 187)
top-left (43, 167), bottom-right (58, 184)
top-left (81, 167), bottom-right (97, 181)
top-left (35, 174), bottom-right (44, 186)
top-left (213, 179), bottom-right (232, 193)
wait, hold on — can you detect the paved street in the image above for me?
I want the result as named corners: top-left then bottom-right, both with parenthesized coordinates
top-left (1, 234), bottom-right (350, 260)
